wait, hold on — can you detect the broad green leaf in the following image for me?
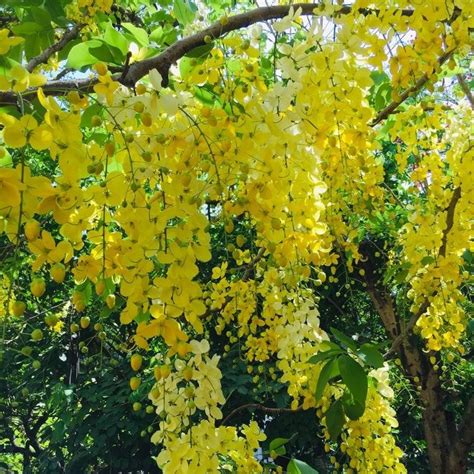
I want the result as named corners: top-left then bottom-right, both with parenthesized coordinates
top-left (287, 459), bottom-right (320, 474)
top-left (308, 349), bottom-right (342, 365)
top-left (338, 355), bottom-right (368, 406)
top-left (89, 42), bottom-right (125, 65)
top-left (81, 103), bottom-right (103, 129)
top-left (325, 400), bottom-right (345, 440)
top-left (11, 22), bottom-right (43, 35)
top-left (330, 327), bottom-right (357, 351)
top-left (315, 357), bottom-right (339, 400)
top-left (30, 6), bottom-right (52, 26)
top-left (357, 343), bottom-right (384, 369)
top-left (194, 86), bottom-right (218, 106)
top-left (150, 26), bottom-right (164, 44)
top-left (104, 23), bottom-right (130, 55)
top-left (341, 390), bottom-right (365, 420)
top-left (421, 255), bottom-right (435, 266)
top-left (67, 40), bottom-right (103, 69)
top-left (269, 437), bottom-right (288, 456)
top-left (173, 0), bottom-right (196, 26)
top-left (122, 22), bottom-right (149, 47)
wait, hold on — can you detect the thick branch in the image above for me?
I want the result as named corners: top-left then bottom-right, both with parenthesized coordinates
top-left (0, 3), bottom-right (417, 105)
top-left (385, 186), bottom-right (462, 358)
top-left (0, 78), bottom-right (99, 106)
top-left (26, 24), bottom-right (83, 73)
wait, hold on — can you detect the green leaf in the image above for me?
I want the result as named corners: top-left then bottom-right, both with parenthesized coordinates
top-left (269, 437), bottom-right (288, 456)
top-left (150, 26), bottom-right (164, 44)
top-left (357, 343), bottom-right (384, 369)
top-left (81, 103), bottom-right (103, 129)
top-left (194, 86), bottom-right (218, 106)
top-left (104, 23), bottom-right (130, 55)
top-left (30, 6), bottom-right (52, 26)
top-left (89, 42), bottom-right (125, 65)
top-left (338, 355), bottom-right (368, 406)
top-left (341, 390), bottom-right (365, 420)
top-left (43, 0), bottom-right (68, 26)
top-left (122, 22), bottom-right (149, 47)
top-left (179, 57), bottom-right (197, 81)
top-left (330, 327), bottom-right (357, 351)
top-left (67, 40), bottom-right (103, 69)
top-left (315, 358), bottom-right (339, 401)
top-left (421, 255), bottom-right (435, 266)
top-left (186, 44), bottom-right (214, 59)
top-left (0, 149), bottom-right (13, 168)
top-left (308, 349), bottom-right (342, 365)
top-left (287, 459), bottom-right (320, 474)
top-left (325, 400), bottom-right (345, 440)
top-left (11, 22), bottom-right (43, 35)
top-left (173, 0), bottom-right (196, 26)
top-left (467, 319), bottom-right (474, 337)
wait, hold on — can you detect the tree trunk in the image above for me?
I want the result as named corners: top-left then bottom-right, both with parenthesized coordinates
top-left (359, 247), bottom-right (472, 473)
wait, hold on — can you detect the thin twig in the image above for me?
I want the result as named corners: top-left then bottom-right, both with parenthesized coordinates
top-left (219, 403), bottom-right (304, 426)
top-left (456, 73), bottom-right (474, 109)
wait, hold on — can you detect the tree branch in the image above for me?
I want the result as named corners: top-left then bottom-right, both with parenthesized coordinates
top-left (384, 186), bottom-right (462, 358)
top-left (0, 444), bottom-right (28, 455)
top-left (220, 403), bottom-right (304, 426)
top-left (456, 73), bottom-right (474, 110)
top-left (0, 3), bottom-right (418, 105)
top-left (26, 24), bottom-right (83, 73)
top-left (371, 49), bottom-right (455, 126)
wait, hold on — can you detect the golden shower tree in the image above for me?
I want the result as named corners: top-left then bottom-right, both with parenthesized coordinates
top-left (0, 1), bottom-right (472, 472)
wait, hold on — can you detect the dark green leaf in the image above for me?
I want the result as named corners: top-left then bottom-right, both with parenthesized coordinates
top-left (186, 43), bottom-right (214, 59)
top-left (11, 22), bottom-right (43, 35)
top-left (330, 327), bottom-right (357, 351)
top-left (89, 42), bottom-right (125, 65)
top-left (341, 390), bottom-right (365, 420)
top-left (308, 349), bottom-right (342, 365)
top-left (338, 355), bottom-right (368, 406)
top-left (421, 255), bottom-right (435, 266)
top-left (325, 400), bottom-right (345, 440)
top-left (357, 343), bottom-right (384, 369)
top-left (315, 358), bottom-right (339, 400)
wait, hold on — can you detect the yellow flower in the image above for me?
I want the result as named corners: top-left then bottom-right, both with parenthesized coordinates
top-left (1, 114), bottom-right (52, 150)
top-left (0, 168), bottom-right (25, 208)
top-left (0, 29), bottom-right (24, 55)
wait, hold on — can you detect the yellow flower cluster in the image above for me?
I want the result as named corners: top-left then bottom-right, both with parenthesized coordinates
top-left (156, 419), bottom-right (265, 473)
top-left (66, 0), bottom-right (113, 23)
top-left (393, 103), bottom-right (473, 351)
top-left (1, 1), bottom-right (472, 470)
top-left (149, 339), bottom-right (225, 443)
top-left (338, 369), bottom-right (406, 473)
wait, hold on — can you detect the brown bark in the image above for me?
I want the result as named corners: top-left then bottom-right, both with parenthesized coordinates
top-left (0, 3), bottom-right (455, 112)
top-left (359, 243), bottom-right (472, 473)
